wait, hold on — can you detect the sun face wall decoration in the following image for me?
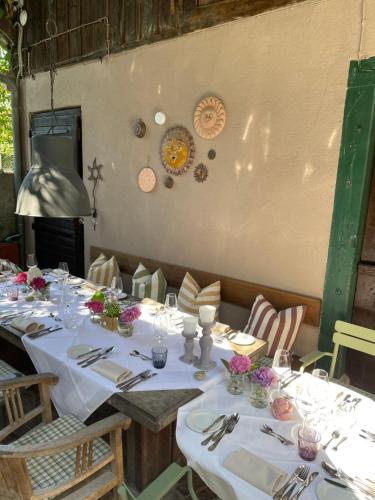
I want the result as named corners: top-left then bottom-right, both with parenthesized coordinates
top-left (160, 126), bottom-right (195, 176)
top-left (194, 96), bottom-right (226, 139)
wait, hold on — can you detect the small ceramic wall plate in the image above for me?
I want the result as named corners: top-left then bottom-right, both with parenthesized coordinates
top-left (194, 96), bottom-right (226, 139)
top-left (154, 111), bottom-right (166, 125)
top-left (138, 167), bottom-right (157, 193)
top-left (186, 410), bottom-right (222, 434)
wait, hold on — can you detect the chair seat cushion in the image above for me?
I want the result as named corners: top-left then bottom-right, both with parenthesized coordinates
top-left (12, 414), bottom-right (111, 491)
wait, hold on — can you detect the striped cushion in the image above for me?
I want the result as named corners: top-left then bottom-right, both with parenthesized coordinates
top-left (244, 294), bottom-right (306, 357)
top-left (177, 272), bottom-right (221, 317)
top-left (87, 253), bottom-right (120, 287)
top-left (132, 263), bottom-right (166, 303)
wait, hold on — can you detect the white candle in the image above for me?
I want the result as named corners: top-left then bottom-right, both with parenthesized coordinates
top-left (183, 316), bottom-right (198, 334)
top-left (199, 305), bottom-right (216, 324)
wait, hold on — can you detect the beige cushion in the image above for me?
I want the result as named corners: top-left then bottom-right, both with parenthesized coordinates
top-left (87, 253), bottom-right (120, 287)
top-left (177, 272), bottom-right (220, 317)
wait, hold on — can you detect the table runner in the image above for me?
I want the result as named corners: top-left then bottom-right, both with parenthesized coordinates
top-left (0, 278), bottom-right (233, 421)
top-left (176, 376), bottom-right (375, 500)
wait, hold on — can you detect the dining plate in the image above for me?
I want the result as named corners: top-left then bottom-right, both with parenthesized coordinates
top-left (316, 479), bottom-right (358, 500)
top-left (67, 344), bottom-right (98, 359)
top-left (229, 332), bottom-right (256, 346)
top-left (67, 277), bottom-right (85, 286)
top-left (186, 410), bottom-right (222, 434)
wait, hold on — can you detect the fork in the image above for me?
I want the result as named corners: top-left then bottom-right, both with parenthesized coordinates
top-left (201, 416), bottom-right (232, 446)
top-left (281, 467), bottom-right (309, 500)
top-left (123, 372), bottom-right (157, 391)
top-left (261, 425), bottom-right (294, 446)
top-left (273, 465), bottom-right (305, 499)
top-left (208, 414), bottom-right (240, 451)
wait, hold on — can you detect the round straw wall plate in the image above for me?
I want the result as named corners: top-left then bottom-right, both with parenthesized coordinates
top-left (160, 126), bottom-right (195, 176)
top-left (138, 167), bottom-right (156, 193)
top-left (194, 96), bottom-right (226, 139)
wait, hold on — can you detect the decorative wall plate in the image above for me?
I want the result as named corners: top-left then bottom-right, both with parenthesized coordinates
top-left (138, 167), bottom-right (156, 193)
top-left (155, 111), bottom-right (166, 125)
top-left (208, 149), bottom-right (216, 160)
top-left (194, 163), bottom-right (208, 183)
top-left (133, 119), bottom-right (146, 138)
top-left (160, 126), bottom-right (195, 176)
top-left (164, 176), bottom-right (174, 189)
top-left (194, 96), bottom-right (226, 139)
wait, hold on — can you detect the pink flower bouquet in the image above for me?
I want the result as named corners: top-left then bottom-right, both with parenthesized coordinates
top-left (119, 306), bottom-right (141, 325)
top-left (85, 300), bottom-right (104, 315)
top-left (222, 354), bottom-right (252, 375)
top-left (15, 272), bottom-right (28, 285)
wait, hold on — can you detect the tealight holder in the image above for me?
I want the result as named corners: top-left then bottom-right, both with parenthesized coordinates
top-left (180, 329), bottom-right (198, 364)
top-left (194, 319), bottom-right (216, 371)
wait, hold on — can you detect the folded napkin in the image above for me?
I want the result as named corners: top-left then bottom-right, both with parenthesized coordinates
top-left (141, 297), bottom-right (165, 312)
top-left (224, 448), bottom-right (287, 496)
top-left (211, 322), bottom-right (231, 336)
top-left (11, 317), bottom-right (44, 334)
top-left (82, 281), bottom-right (106, 292)
top-left (91, 360), bottom-right (132, 383)
top-left (0, 275), bottom-right (7, 283)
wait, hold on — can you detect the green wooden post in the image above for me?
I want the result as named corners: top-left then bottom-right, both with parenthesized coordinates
top-left (319, 57), bottom-right (375, 375)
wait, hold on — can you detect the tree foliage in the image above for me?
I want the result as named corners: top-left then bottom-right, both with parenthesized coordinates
top-left (0, 48), bottom-right (13, 158)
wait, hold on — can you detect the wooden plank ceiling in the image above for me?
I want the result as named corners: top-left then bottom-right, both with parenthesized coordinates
top-left (20, 0), bottom-right (307, 75)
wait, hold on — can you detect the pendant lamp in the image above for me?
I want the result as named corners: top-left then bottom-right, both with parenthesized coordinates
top-left (15, 134), bottom-right (91, 217)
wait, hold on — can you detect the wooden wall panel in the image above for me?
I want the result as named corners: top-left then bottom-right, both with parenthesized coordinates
top-left (19, 0), bottom-right (307, 75)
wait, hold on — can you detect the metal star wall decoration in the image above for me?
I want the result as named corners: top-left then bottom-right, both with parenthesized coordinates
top-left (88, 158), bottom-right (103, 181)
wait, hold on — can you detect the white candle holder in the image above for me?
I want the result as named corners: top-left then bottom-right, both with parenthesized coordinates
top-left (180, 329), bottom-right (198, 364)
top-left (194, 319), bottom-right (216, 371)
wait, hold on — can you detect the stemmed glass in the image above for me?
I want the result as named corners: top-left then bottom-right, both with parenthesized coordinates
top-left (58, 262), bottom-right (69, 292)
top-left (58, 262), bottom-right (69, 275)
top-left (153, 311), bottom-right (169, 345)
top-left (26, 254), bottom-right (38, 269)
top-left (165, 293), bottom-right (178, 319)
top-left (272, 349), bottom-right (291, 389)
top-left (111, 276), bottom-right (123, 299)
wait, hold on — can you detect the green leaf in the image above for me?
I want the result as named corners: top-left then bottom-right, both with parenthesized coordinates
top-left (221, 358), bottom-right (230, 371)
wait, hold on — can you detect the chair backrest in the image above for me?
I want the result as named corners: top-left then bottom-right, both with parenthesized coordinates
top-left (330, 320), bottom-right (375, 377)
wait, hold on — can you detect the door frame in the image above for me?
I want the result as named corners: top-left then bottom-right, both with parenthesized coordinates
top-left (319, 56), bottom-right (375, 374)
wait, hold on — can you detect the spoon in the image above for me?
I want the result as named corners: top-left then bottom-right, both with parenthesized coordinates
top-left (131, 350), bottom-right (152, 361)
top-left (322, 430), bottom-right (340, 450)
top-left (321, 461), bottom-right (375, 496)
top-left (332, 436), bottom-right (347, 451)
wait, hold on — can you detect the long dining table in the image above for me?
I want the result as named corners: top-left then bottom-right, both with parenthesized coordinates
top-left (0, 271), bottom-right (237, 490)
top-left (176, 373), bottom-right (375, 499)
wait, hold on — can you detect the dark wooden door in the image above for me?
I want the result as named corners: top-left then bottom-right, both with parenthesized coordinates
top-left (30, 108), bottom-right (85, 277)
top-left (349, 168), bottom-right (375, 391)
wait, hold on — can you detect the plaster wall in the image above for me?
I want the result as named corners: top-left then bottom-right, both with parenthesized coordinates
top-left (21, 0), bottom-right (375, 350)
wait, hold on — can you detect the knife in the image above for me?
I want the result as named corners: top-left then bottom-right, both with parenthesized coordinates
top-left (80, 346), bottom-right (115, 367)
top-left (324, 478), bottom-right (363, 493)
top-left (29, 327), bottom-right (63, 339)
top-left (202, 414), bottom-right (226, 433)
top-left (76, 347), bottom-right (102, 359)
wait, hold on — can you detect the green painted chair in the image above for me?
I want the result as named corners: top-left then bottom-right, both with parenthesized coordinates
top-left (118, 463), bottom-right (199, 500)
top-left (299, 320), bottom-right (375, 378)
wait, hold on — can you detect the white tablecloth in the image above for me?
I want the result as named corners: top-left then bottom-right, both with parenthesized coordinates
top-left (176, 376), bottom-right (375, 500)
top-left (0, 278), bottom-right (233, 421)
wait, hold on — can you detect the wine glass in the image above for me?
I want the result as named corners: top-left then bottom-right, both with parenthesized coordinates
top-left (111, 276), bottom-right (123, 299)
top-left (272, 349), bottom-right (291, 388)
top-left (153, 311), bottom-right (168, 345)
top-left (311, 369), bottom-right (330, 410)
top-left (295, 377), bottom-right (319, 423)
top-left (165, 293), bottom-right (178, 318)
top-left (58, 262), bottom-right (69, 275)
top-left (26, 254), bottom-right (38, 269)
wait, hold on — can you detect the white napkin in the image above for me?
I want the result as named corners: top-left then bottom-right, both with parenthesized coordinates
top-left (11, 317), bottom-right (44, 334)
top-left (223, 448), bottom-right (287, 495)
top-left (83, 281), bottom-right (106, 292)
top-left (91, 360), bottom-right (132, 383)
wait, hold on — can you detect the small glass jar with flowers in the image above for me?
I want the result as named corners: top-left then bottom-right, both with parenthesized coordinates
top-left (250, 366), bottom-right (277, 408)
top-left (15, 271), bottom-right (29, 293)
top-left (30, 276), bottom-right (51, 301)
top-left (118, 306), bottom-right (141, 337)
top-left (85, 300), bottom-right (104, 323)
top-left (222, 355), bottom-right (252, 395)
top-left (101, 300), bottom-right (122, 331)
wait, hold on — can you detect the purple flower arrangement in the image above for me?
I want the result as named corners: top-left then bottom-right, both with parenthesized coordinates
top-left (251, 366), bottom-right (276, 388)
top-left (119, 306), bottom-right (141, 325)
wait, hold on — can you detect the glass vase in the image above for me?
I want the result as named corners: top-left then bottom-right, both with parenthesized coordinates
top-left (226, 372), bottom-right (244, 395)
top-left (118, 320), bottom-right (134, 337)
top-left (36, 288), bottom-right (50, 301)
top-left (250, 382), bottom-right (270, 408)
top-left (90, 311), bottom-right (102, 324)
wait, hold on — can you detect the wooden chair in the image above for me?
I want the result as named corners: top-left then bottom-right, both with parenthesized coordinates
top-left (0, 373), bottom-right (131, 499)
top-left (118, 463), bottom-right (198, 500)
top-left (299, 320), bottom-right (375, 378)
